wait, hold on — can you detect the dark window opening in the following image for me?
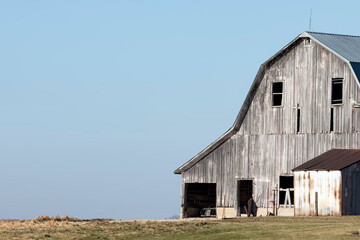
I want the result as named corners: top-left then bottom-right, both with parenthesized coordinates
top-left (297, 109), bottom-right (301, 133)
top-left (237, 180), bottom-right (253, 215)
top-left (280, 176), bottom-right (293, 189)
top-left (331, 79), bottom-right (343, 104)
top-left (185, 183), bottom-right (216, 218)
top-left (272, 82), bottom-right (283, 106)
top-left (330, 108), bottom-right (334, 132)
top-left (279, 176), bottom-right (294, 208)
top-left (304, 38), bottom-right (311, 46)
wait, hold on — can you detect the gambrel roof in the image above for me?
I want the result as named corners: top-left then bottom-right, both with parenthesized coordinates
top-left (306, 32), bottom-right (360, 83)
top-left (308, 32), bottom-right (360, 62)
top-left (174, 31), bottom-right (360, 174)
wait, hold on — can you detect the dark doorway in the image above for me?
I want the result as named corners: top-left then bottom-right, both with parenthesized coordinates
top-left (237, 180), bottom-right (253, 216)
top-left (279, 175), bottom-right (294, 207)
top-left (185, 183), bottom-right (216, 217)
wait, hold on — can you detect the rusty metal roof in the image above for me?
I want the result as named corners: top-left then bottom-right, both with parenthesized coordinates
top-left (293, 149), bottom-right (360, 171)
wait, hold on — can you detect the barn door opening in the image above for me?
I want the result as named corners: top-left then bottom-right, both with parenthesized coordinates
top-left (279, 175), bottom-right (294, 208)
top-left (237, 180), bottom-right (253, 216)
top-left (184, 183), bottom-right (216, 218)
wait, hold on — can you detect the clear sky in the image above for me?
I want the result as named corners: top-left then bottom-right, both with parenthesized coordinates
top-left (1, 0), bottom-right (360, 220)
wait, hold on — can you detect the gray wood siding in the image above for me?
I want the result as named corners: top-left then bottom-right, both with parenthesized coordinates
top-left (182, 39), bottom-right (360, 210)
top-left (239, 40), bottom-right (360, 135)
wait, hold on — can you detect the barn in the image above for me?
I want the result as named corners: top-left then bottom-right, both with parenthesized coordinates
top-left (293, 149), bottom-right (360, 216)
top-left (174, 31), bottom-right (360, 218)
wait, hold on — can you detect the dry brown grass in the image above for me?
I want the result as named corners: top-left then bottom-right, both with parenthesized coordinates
top-left (0, 216), bottom-right (359, 239)
top-left (34, 215), bottom-right (78, 222)
top-left (0, 215), bottom-right (78, 231)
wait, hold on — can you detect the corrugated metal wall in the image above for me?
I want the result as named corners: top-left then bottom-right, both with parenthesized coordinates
top-left (181, 37), bottom-right (360, 214)
top-left (294, 171), bottom-right (341, 216)
top-left (341, 161), bottom-right (360, 215)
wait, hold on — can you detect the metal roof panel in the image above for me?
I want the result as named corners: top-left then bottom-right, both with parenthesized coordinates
top-left (306, 32), bottom-right (360, 63)
top-left (293, 149), bottom-right (360, 171)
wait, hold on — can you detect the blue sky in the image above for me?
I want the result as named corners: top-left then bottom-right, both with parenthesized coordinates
top-left (1, 0), bottom-right (360, 220)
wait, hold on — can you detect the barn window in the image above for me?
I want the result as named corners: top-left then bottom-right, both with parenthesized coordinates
top-left (279, 176), bottom-right (294, 208)
top-left (331, 78), bottom-right (343, 104)
top-left (304, 38), bottom-right (311, 46)
top-left (272, 82), bottom-right (283, 106)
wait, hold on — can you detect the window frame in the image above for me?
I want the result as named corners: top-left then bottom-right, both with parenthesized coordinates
top-left (272, 81), bottom-right (284, 107)
top-left (331, 78), bottom-right (343, 105)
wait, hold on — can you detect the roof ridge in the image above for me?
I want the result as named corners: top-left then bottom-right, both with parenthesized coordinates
top-left (306, 31), bottom-right (360, 38)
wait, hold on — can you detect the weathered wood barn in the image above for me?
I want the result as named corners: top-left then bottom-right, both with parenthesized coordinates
top-left (174, 32), bottom-right (360, 218)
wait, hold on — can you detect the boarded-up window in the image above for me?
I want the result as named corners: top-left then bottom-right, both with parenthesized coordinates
top-left (272, 82), bottom-right (283, 106)
top-left (331, 79), bottom-right (343, 104)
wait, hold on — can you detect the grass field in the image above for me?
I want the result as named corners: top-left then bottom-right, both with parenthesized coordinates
top-left (1, 216), bottom-right (360, 239)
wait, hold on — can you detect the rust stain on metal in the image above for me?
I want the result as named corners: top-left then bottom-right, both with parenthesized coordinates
top-left (338, 177), bottom-right (342, 216)
top-left (294, 171), bottom-right (342, 216)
